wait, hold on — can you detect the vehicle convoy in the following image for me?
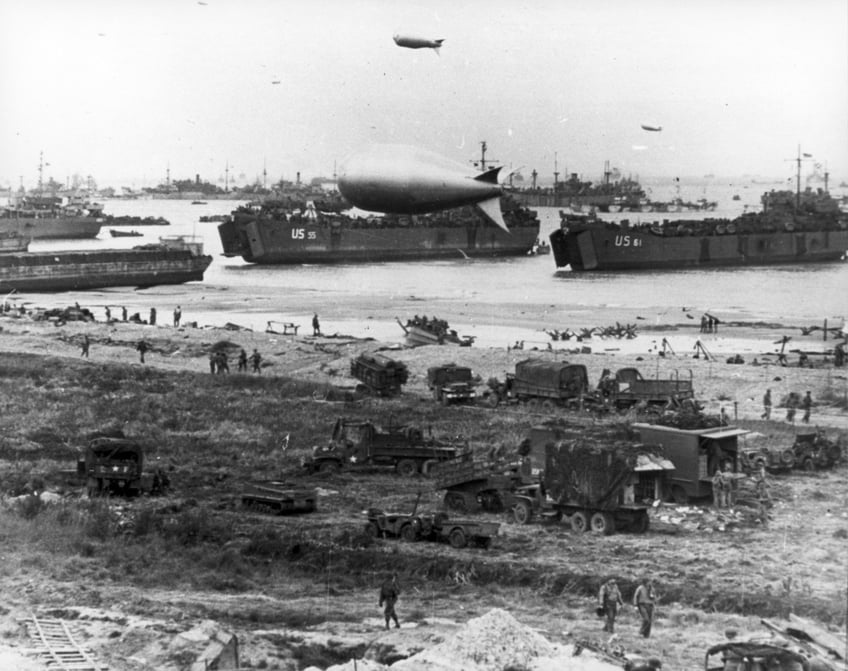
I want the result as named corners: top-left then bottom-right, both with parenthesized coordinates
top-left (79, 437), bottom-right (169, 497)
top-left (632, 422), bottom-right (748, 503)
top-left (791, 431), bottom-right (844, 470)
top-left (350, 352), bottom-right (409, 396)
top-left (240, 481), bottom-right (317, 514)
top-left (427, 363), bottom-right (479, 405)
top-left (483, 358), bottom-right (590, 409)
top-left (302, 417), bottom-right (464, 476)
top-left (597, 367), bottom-right (694, 409)
top-left (365, 507), bottom-right (499, 549)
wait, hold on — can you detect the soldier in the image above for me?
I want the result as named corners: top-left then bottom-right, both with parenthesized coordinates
top-left (122, 306), bottom-right (128, 322)
top-left (598, 578), bottom-right (623, 633)
top-left (379, 573), bottom-right (401, 630)
top-left (105, 306), bottom-right (112, 321)
top-left (801, 391), bottom-right (812, 423)
top-left (136, 340), bottom-right (149, 364)
top-left (237, 348), bottom-right (248, 372)
top-left (712, 463), bottom-right (728, 509)
top-left (632, 577), bottom-right (656, 638)
top-left (761, 389), bottom-right (772, 420)
top-left (149, 307), bottom-right (157, 326)
top-left (216, 351), bottom-right (229, 374)
top-left (173, 305), bottom-right (182, 327)
top-left (250, 349), bottom-right (262, 373)
top-left (209, 351), bottom-right (217, 374)
top-left (80, 335), bottom-right (90, 358)
top-left (312, 313), bottom-right (321, 336)
top-left (786, 394), bottom-right (797, 423)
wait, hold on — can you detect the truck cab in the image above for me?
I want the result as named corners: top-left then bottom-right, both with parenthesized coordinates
top-left (427, 363), bottom-right (478, 405)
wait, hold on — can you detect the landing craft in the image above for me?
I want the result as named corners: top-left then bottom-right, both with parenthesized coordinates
top-left (338, 144), bottom-right (507, 230)
top-left (641, 124), bottom-right (663, 132)
top-left (393, 34), bottom-right (445, 54)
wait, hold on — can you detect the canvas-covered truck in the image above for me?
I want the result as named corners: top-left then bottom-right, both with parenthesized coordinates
top-left (483, 358), bottom-right (590, 410)
top-left (508, 440), bottom-right (674, 534)
top-left (432, 454), bottom-right (530, 513)
top-left (302, 417), bottom-right (464, 476)
top-left (427, 363), bottom-right (478, 405)
top-left (350, 352), bottom-right (409, 396)
top-left (598, 367), bottom-right (695, 409)
top-left (633, 422), bottom-right (748, 503)
top-left (79, 437), bottom-right (169, 497)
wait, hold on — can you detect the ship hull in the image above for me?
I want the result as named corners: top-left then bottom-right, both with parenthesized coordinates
top-left (0, 248), bottom-right (212, 292)
top-left (218, 216), bottom-right (538, 264)
top-left (0, 216), bottom-right (103, 239)
top-left (550, 226), bottom-right (848, 271)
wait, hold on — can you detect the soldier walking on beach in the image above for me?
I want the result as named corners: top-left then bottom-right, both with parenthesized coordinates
top-left (379, 573), bottom-right (401, 630)
top-left (801, 391), bottom-right (812, 423)
top-left (149, 307), bottom-right (157, 326)
top-left (122, 306), bottom-right (127, 322)
top-left (633, 577), bottom-right (656, 638)
top-left (80, 335), bottom-right (90, 358)
top-left (312, 313), bottom-right (321, 336)
top-left (761, 389), bottom-right (772, 420)
top-left (173, 305), bottom-right (182, 327)
top-left (105, 306), bottom-right (111, 322)
top-left (136, 340), bottom-right (149, 364)
top-left (250, 349), bottom-right (262, 373)
top-left (598, 578), bottom-right (623, 633)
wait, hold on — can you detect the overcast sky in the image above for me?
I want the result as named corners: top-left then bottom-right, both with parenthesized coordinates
top-left (2, 0), bottom-right (846, 189)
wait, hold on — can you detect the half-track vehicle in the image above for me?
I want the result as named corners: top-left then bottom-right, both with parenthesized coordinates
top-left (302, 417), bottom-right (465, 476)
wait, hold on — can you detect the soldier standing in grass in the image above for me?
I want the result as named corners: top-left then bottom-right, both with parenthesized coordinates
top-left (237, 348), bottom-right (248, 372)
top-left (379, 573), bottom-right (401, 630)
top-left (136, 340), bottom-right (149, 364)
top-left (801, 391), bottom-right (812, 423)
top-left (632, 577), bottom-right (656, 638)
top-left (761, 389), bottom-right (772, 420)
top-left (250, 349), bottom-right (262, 373)
top-left (173, 305), bottom-right (182, 327)
top-left (80, 335), bottom-right (90, 358)
top-left (598, 578), bottom-right (623, 633)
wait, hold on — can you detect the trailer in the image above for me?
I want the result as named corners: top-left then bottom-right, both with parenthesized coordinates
top-left (303, 417), bottom-right (464, 476)
top-left (240, 481), bottom-right (317, 514)
top-left (633, 423), bottom-right (748, 503)
top-left (350, 352), bottom-right (409, 396)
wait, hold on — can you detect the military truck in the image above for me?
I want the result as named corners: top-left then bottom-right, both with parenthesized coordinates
top-left (427, 363), bottom-right (478, 405)
top-left (432, 454), bottom-right (529, 513)
top-left (597, 367), bottom-right (695, 409)
top-left (240, 481), bottom-right (317, 514)
top-left (482, 358), bottom-right (590, 410)
top-left (632, 423), bottom-right (748, 503)
top-left (79, 437), bottom-right (168, 497)
top-left (350, 352), bottom-right (408, 396)
top-left (302, 417), bottom-right (464, 476)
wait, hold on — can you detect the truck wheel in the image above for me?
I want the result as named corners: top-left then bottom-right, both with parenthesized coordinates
top-left (590, 512), bottom-right (615, 535)
top-left (526, 398), bottom-right (541, 412)
top-left (365, 522), bottom-right (379, 538)
top-left (319, 460), bottom-right (340, 474)
top-left (444, 492), bottom-right (467, 512)
top-left (670, 485), bottom-right (688, 504)
top-left (401, 524), bottom-right (418, 542)
top-left (486, 393), bottom-right (500, 408)
top-left (780, 450), bottom-right (795, 467)
top-left (570, 511), bottom-right (588, 534)
top-left (449, 528), bottom-right (467, 549)
top-left (540, 399), bottom-right (555, 412)
top-left (396, 459), bottom-right (418, 477)
top-left (512, 500), bottom-right (533, 525)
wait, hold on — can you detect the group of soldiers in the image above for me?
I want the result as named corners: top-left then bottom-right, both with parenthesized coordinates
top-left (209, 348), bottom-right (263, 374)
top-left (598, 577), bottom-right (657, 638)
top-left (761, 389), bottom-right (813, 423)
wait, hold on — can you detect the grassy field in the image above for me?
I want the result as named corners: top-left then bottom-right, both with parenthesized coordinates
top-left (0, 328), bottom-right (846, 670)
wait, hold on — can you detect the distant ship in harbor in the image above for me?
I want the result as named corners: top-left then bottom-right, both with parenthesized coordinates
top-left (217, 195), bottom-right (539, 264)
top-left (0, 194), bottom-right (105, 239)
top-left (0, 235), bottom-right (212, 292)
top-left (549, 181), bottom-right (848, 272)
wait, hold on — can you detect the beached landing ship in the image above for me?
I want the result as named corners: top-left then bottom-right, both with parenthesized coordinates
top-left (0, 194), bottom-right (104, 239)
top-left (0, 235), bottom-right (212, 292)
top-left (549, 187), bottom-right (848, 271)
top-left (217, 195), bottom-right (539, 264)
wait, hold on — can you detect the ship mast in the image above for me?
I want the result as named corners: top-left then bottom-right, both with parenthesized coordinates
top-left (38, 151), bottom-right (44, 191)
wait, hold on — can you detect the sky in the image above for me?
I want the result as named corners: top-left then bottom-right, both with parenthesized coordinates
top-left (2, 0), bottom-right (847, 189)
